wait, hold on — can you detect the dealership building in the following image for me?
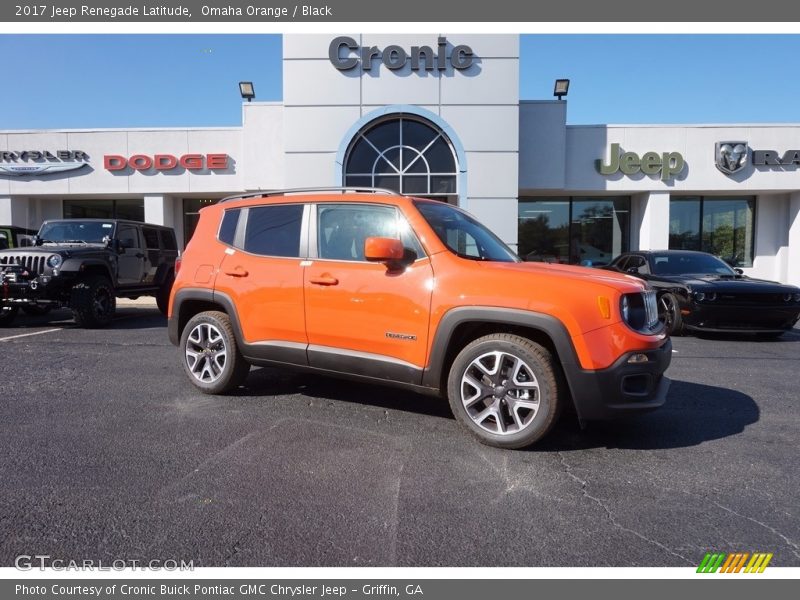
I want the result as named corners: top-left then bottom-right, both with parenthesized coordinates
top-left (2, 34), bottom-right (800, 284)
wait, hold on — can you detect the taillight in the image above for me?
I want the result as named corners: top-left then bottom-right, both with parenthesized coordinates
top-left (174, 257), bottom-right (182, 275)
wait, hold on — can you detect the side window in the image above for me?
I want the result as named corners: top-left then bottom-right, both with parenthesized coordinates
top-left (159, 230), bottom-right (177, 251)
top-left (218, 209), bottom-right (240, 246)
top-left (615, 256), bottom-right (630, 272)
top-left (142, 227), bottom-right (160, 249)
top-left (318, 204), bottom-right (424, 262)
top-left (117, 225), bottom-right (140, 250)
top-left (628, 256), bottom-right (648, 274)
top-left (243, 204), bottom-right (303, 257)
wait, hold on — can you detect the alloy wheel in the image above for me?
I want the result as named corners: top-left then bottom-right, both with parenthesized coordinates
top-left (185, 322), bottom-right (228, 383)
top-left (460, 350), bottom-right (540, 435)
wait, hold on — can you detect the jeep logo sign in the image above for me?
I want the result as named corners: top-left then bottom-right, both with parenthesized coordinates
top-left (329, 36), bottom-right (474, 72)
top-left (596, 143), bottom-right (685, 181)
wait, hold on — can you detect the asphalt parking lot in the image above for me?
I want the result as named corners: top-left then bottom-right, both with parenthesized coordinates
top-left (0, 305), bottom-right (798, 567)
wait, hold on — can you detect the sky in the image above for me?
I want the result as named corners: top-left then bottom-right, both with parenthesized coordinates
top-left (1, 34), bottom-right (799, 129)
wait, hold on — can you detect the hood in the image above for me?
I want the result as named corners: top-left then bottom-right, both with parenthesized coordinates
top-left (0, 244), bottom-right (106, 257)
top-left (480, 261), bottom-right (647, 293)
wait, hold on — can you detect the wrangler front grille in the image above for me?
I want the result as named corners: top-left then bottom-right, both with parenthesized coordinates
top-left (0, 254), bottom-right (47, 275)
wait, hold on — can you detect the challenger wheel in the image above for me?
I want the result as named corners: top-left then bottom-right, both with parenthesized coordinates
top-left (181, 311), bottom-right (250, 394)
top-left (658, 293), bottom-right (683, 336)
top-left (70, 275), bottom-right (116, 328)
top-left (447, 334), bottom-right (562, 449)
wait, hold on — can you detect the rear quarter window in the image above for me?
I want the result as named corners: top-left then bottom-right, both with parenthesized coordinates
top-left (159, 229), bottom-right (177, 251)
top-left (142, 227), bottom-right (160, 249)
top-left (218, 209), bottom-right (240, 246)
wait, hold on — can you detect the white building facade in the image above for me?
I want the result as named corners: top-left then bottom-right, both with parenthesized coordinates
top-left (2, 33), bottom-right (799, 284)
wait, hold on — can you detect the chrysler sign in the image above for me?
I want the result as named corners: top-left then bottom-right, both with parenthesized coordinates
top-left (329, 36), bottom-right (474, 71)
top-left (0, 150), bottom-right (89, 177)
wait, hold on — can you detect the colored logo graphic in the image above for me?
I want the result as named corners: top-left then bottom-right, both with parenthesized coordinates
top-left (697, 552), bottom-right (773, 573)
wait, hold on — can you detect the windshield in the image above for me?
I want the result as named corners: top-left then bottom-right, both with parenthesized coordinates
top-left (414, 201), bottom-right (519, 263)
top-left (651, 252), bottom-right (737, 276)
top-left (38, 221), bottom-right (115, 244)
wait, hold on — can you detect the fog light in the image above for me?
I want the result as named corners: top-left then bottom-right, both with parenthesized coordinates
top-left (627, 353), bottom-right (650, 364)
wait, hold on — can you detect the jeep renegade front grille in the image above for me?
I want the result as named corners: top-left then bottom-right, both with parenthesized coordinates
top-left (644, 290), bottom-right (659, 330)
top-left (0, 254), bottom-right (46, 275)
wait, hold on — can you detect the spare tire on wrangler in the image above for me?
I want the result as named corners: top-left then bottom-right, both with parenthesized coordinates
top-left (71, 275), bottom-right (116, 328)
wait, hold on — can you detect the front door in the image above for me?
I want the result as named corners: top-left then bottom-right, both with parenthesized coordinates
top-left (304, 203), bottom-right (433, 382)
top-left (116, 224), bottom-right (145, 285)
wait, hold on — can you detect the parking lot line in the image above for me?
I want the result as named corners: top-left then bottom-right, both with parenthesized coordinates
top-left (0, 328), bottom-right (61, 342)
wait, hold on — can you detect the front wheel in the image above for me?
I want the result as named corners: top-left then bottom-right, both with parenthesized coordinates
top-left (70, 276), bottom-right (116, 328)
top-left (658, 292), bottom-right (683, 336)
top-left (0, 306), bottom-right (18, 327)
top-left (180, 311), bottom-right (250, 394)
top-left (447, 333), bottom-right (563, 449)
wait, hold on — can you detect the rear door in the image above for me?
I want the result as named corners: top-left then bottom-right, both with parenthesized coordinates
top-left (141, 226), bottom-right (161, 284)
top-left (214, 203), bottom-right (308, 360)
top-left (303, 202), bottom-right (433, 381)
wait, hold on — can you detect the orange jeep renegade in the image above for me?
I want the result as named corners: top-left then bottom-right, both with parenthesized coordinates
top-left (168, 188), bottom-right (671, 449)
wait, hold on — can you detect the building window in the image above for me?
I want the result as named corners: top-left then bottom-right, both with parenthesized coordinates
top-left (183, 198), bottom-right (220, 246)
top-left (63, 199), bottom-right (144, 222)
top-left (343, 115), bottom-right (459, 204)
top-left (669, 196), bottom-right (755, 267)
top-left (518, 196), bottom-right (630, 266)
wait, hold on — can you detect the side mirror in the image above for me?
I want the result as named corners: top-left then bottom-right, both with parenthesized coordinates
top-left (734, 267), bottom-right (744, 275)
top-left (364, 237), bottom-right (405, 265)
top-left (31, 235), bottom-right (41, 247)
top-left (626, 267), bottom-right (639, 274)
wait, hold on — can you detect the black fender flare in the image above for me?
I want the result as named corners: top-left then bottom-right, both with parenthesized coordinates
top-left (421, 306), bottom-right (582, 389)
top-left (168, 287), bottom-right (244, 346)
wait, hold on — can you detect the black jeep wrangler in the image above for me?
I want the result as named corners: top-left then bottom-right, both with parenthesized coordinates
top-left (0, 219), bottom-right (178, 328)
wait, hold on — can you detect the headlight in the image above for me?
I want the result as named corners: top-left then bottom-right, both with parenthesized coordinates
top-left (47, 255), bottom-right (62, 268)
top-left (783, 293), bottom-right (793, 302)
top-left (621, 295), bottom-right (630, 322)
top-left (620, 291), bottom-right (658, 332)
top-left (794, 293), bottom-right (800, 302)
top-left (694, 291), bottom-right (706, 302)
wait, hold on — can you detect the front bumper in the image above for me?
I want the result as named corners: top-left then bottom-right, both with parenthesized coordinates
top-left (565, 337), bottom-right (672, 421)
top-left (1, 274), bottom-right (63, 305)
top-left (682, 302), bottom-right (800, 333)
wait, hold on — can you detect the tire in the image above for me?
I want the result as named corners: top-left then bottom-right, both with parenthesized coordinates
top-left (658, 292), bottom-right (683, 336)
top-left (70, 275), bottom-right (116, 328)
top-left (0, 306), bottom-right (18, 327)
top-left (180, 311), bottom-right (250, 394)
top-left (156, 271), bottom-right (174, 316)
top-left (22, 305), bottom-right (52, 316)
top-left (446, 333), bottom-right (563, 449)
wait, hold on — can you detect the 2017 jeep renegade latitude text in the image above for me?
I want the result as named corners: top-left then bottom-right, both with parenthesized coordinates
top-left (168, 189), bottom-right (671, 449)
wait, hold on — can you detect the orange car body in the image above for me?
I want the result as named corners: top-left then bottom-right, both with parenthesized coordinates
top-left (168, 192), bottom-right (671, 422)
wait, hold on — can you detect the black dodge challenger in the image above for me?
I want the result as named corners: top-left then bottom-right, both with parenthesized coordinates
top-left (604, 250), bottom-right (800, 337)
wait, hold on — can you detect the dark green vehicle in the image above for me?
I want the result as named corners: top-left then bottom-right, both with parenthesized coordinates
top-left (0, 226), bottom-right (36, 250)
top-left (0, 219), bottom-right (178, 328)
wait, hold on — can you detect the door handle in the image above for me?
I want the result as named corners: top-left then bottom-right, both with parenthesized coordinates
top-left (135, 252), bottom-right (145, 259)
top-left (224, 267), bottom-right (249, 277)
top-left (309, 274), bottom-right (339, 286)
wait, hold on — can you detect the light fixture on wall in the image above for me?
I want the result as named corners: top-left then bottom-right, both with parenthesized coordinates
top-left (239, 81), bottom-right (256, 102)
top-left (553, 79), bottom-right (570, 100)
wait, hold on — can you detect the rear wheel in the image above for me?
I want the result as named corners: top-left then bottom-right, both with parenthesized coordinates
top-left (658, 292), bottom-right (683, 336)
top-left (447, 333), bottom-right (562, 449)
top-left (71, 275), bottom-right (116, 328)
top-left (0, 306), bottom-right (18, 327)
top-left (180, 311), bottom-right (250, 394)
top-left (156, 271), bottom-right (174, 316)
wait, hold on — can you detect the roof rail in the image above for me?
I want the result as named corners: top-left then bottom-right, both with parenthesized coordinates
top-left (218, 186), bottom-right (403, 204)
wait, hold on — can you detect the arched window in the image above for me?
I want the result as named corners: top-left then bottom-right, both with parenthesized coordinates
top-left (343, 115), bottom-right (458, 204)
